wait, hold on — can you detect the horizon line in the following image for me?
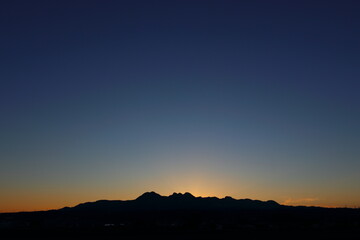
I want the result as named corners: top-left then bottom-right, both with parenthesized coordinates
top-left (1, 191), bottom-right (359, 214)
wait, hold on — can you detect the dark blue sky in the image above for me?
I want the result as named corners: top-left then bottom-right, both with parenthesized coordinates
top-left (1, 0), bottom-right (360, 211)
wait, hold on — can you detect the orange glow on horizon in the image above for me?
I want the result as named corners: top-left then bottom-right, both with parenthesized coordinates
top-left (2, 191), bottom-right (359, 213)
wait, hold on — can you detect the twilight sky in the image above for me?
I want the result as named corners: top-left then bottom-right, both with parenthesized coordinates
top-left (1, 0), bottom-right (360, 212)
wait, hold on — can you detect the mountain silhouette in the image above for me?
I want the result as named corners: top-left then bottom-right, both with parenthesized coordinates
top-left (136, 191), bottom-right (163, 201)
top-left (1, 192), bottom-right (359, 240)
top-left (68, 192), bottom-right (281, 212)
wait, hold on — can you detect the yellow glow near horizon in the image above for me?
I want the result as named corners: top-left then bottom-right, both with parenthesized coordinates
top-left (1, 159), bottom-right (360, 212)
top-left (2, 186), bottom-right (360, 213)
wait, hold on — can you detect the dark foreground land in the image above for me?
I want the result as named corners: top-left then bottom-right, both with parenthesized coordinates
top-left (1, 192), bottom-right (360, 239)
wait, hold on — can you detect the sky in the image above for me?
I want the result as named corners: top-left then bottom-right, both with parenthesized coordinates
top-left (1, 0), bottom-right (360, 212)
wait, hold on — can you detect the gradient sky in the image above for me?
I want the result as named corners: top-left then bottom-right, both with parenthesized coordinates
top-left (1, 0), bottom-right (360, 212)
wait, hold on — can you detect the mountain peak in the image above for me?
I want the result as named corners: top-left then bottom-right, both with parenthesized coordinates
top-left (169, 192), bottom-right (195, 199)
top-left (183, 192), bottom-right (195, 198)
top-left (136, 191), bottom-right (162, 201)
top-left (223, 196), bottom-right (235, 201)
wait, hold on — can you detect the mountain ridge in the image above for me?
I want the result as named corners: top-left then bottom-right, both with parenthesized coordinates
top-left (75, 191), bottom-right (280, 205)
top-left (65, 191), bottom-right (282, 213)
top-left (1, 191), bottom-right (360, 240)
top-left (3, 192), bottom-right (355, 215)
